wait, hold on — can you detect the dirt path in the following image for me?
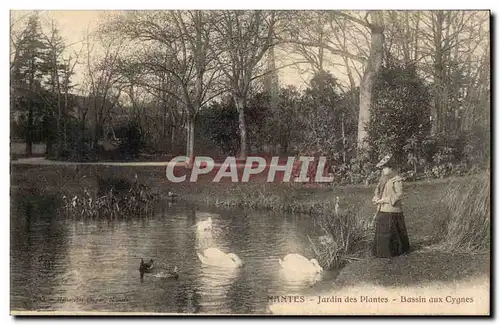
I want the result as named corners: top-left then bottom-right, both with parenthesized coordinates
top-left (11, 157), bottom-right (184, 166)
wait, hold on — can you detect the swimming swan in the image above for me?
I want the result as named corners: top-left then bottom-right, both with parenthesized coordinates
top-left (279, 254), bottom-right (323, 274)
top-left (196, 217), bottom-right (213, 232)
top-left (197, 248), bottom-right (243, 268)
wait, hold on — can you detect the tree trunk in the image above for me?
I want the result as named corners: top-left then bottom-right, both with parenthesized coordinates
top-left (185, 115), bottom-right (195, 161)
top-left (93, 122), bottom-right (99, 151)
top-left (26, 100), bottom-right (33, 156)
top-left (63, 91), bottom-right (68, 147)
top-left (26, 59), bottom-right (34, 156)
top-left (93, 125), bottom-right (100, 151)
top-left (170, 124), bottom-right (176, 152)
top-left (357, 12), bottom-right (384, 152)
top-left (402, 12), bottom-right (410, 64)
top-left (414, 12), bottom-right (420, 62)
top-left (80, 116), bottom-right (86, 158)
top-left (341, 112), bottom-right (347, 164)
top-left (55, 68), bottom-right (62, 156)
top-left (163, 104), bottom-right (167, 142)
top-left (413, 143), bottom-right (417, 182)
top-left (45, 116), bottom-right (54, 156)
top-left (342, 55), bottom-right (359, 117)
top-left (55, 97), bottom-right (61, 156)
top-left (431, 12), bottom-right (445, 136)
top-left (235, 97), bottom-right (248, 159)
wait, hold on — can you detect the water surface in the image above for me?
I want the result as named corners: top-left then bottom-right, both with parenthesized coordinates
top-left (11, 198), bottom-right (336, 314)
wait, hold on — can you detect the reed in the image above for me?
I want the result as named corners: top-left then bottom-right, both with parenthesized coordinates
top-left (308, 208), bottom-right (372, 270)
top-left (440, 172), bottom-right (490, 252)
top-left (61, 176), bottom-right (159, 219)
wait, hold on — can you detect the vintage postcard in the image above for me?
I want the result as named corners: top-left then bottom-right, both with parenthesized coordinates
top-left (9, 9), bottom-right (491, 316)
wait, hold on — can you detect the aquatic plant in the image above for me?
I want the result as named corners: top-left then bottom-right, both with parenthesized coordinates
top-left (61, 177), bottom-right (159, 219)
top-left (308, 207), bottom-right (372, 270)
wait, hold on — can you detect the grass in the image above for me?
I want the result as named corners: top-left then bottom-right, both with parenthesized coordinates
top-left (440, 172), bottom-right (490, 252)
top-left (180, 182), bottom-right (337, 214)
top-left (334, 250), bottom-right (490, 288)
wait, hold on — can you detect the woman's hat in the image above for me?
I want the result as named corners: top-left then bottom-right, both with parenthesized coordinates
top-left (376, 153), bottom-right (393, 168)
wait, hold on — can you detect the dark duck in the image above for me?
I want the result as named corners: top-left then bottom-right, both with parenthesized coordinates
top-left (139, 258), bottom-right (155, 279)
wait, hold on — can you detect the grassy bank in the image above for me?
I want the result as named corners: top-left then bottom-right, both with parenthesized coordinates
top-left (11, 164), bottom-right (490, 287)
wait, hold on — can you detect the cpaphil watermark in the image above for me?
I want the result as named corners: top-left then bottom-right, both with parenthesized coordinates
top-left (165, 156), bottom-right (334, 183)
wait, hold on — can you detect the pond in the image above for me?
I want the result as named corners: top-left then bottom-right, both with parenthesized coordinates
top-left (10, 197), bottom-right (338, 314)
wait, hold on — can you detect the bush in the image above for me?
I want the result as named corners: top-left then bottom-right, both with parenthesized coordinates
top-left (298, 71), bottom-right (354, 160)
top-left (197, 98), bottom-right (240, 156)
top-left (45, 117), bottom-right (99, 162)
top-left (441, 172), bottom-right (490, 252)
top-left (367, 61), bottom-right (432, 168)
top-left (117, 121), bottom-right (145, 159)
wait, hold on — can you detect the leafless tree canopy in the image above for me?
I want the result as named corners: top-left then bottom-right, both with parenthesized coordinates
top-left (10, 10), bottom-right (490, 167)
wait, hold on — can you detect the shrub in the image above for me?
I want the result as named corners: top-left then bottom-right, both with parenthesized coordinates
top-left (117, 121), bottom-right (145, 159)
top-left (197, 98), bottom-right (240, 156)
top-left (441, 172), bottom-right (490, 252)
top-left (367, 61), bottom-right (432, 167)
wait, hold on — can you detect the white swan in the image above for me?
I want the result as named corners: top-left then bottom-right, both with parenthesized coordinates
top-left (196, 217), bottom-right (213, 232)
top-left (197, 248), bottom-right (243, 268)
top-left (279, 253), bottom-right (323, 275)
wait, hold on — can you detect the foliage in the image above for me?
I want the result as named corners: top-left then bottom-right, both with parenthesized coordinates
top-left (298, 71), bottom-right (346, 159)
top-left (51, 119), bottom-right (96, 162)
top-left (11, 13), bottom-right (76, 156)
top-left (117, 120), bottom-right (146, 159)
top-left (272, 86), bottom-right (303, 153)
top-left (245, 92), bottom-right (273, 152)
top-left (367, 61), bottom-right (432, 168)
top-left (197, 98), bottom-right (240, 156)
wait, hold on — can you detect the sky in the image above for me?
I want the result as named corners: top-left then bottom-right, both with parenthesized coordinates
top-left (9, 10), bottom-right (352, 93)
top-left (11, 10), bottom-right (122, 91)
top-left (9, 9), bottom-right (491, 99)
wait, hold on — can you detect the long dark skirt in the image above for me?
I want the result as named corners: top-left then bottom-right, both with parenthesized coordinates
top-left (371, 212), bottom-right (411, 258)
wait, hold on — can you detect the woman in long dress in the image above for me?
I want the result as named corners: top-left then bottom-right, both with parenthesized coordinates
top-left (371, 154), bottom-right (411, 257)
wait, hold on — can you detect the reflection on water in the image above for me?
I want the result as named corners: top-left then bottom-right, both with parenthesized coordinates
top-left (196, 265), bottom-right (241, 313)
top-left (11, 197), bottom-right (338, 314)
top-left (279, 269), bottom-right (323, 292)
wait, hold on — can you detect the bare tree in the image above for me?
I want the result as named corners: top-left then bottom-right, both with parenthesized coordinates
top-left (105, 10), bottom-right (223, 160)
top-left (60, 45), bottom-right (84, 146)
top-left (280, 10), bottom-right (382, 154)
top-left (210, 10), bottom-right (277, 159)
top-left (351, 11), bottom-right (385, 152)
top-left (416, 11), bottom-right (489, 135)
top-left (83, 30), bottom-right (125, 150)
top-left (41, 18), bottom-right (84, 154)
